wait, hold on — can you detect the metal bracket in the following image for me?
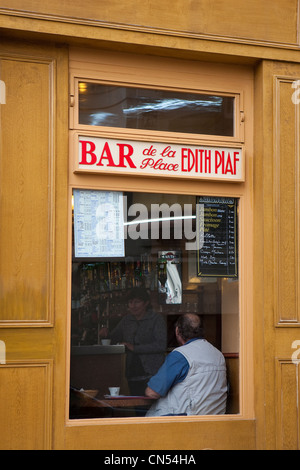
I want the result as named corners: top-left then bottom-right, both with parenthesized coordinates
top-left (70, 94), bottom-right (75, 107)
top-left (0, 340), bottom-right (6, 364)
top-left (0, 80), bottom-right (6, 104)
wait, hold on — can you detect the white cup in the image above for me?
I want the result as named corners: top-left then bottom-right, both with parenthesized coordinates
top-left (109, 387), bottom-right (120, 396)
top-left (101, 339), bottom-right (111, 345)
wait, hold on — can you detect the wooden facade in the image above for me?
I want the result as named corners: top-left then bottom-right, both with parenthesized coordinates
top-left (0, 1), bottom-right (299, 450)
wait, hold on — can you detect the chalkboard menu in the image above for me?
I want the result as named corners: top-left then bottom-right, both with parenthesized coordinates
top-left (197, 196), bottom-right (238, 277)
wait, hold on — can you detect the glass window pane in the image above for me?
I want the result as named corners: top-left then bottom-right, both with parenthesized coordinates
top-left (70, 191), bottom-right (239, 419)
top-left (78, 83), bottom-right (235, 136)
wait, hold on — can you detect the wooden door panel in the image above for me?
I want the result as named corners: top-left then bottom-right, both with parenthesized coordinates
top-left (0, 56), bottom-right (54, 326)
top-left (255, 61), bottom-right (300, 449)
top-left (0, 361), bottom-right (52, 450)
top-left (0, 41), bottom-right (69, 450)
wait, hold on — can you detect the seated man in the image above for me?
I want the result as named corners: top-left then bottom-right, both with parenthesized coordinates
top-left (145, 313), bottom-right (227, 416)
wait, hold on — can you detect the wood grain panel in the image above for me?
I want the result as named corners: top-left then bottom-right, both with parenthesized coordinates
top-left (0, 0), bottom-right (298, 46)
top-left (254, 61), bottom-right (300, 450)
top-left (0, 56), bottom-right (54, 325)
top-left (274, 77), bottom-right (300, 325)
top-left (0, 361), bottom-right (52, 449)
top-left (65, 418), bottom-right (256, 450)
top-left (275, 359), bottom-right (300, 450)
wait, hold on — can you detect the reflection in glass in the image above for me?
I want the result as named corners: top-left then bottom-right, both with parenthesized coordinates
top-left (70, 191), bottom-right (240, 419)
top-left (79, 83), bottom-right (235, 136)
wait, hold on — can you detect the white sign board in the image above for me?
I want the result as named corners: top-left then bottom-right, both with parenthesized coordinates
top-left (74, 135), bottom-right (245, 182)
top-left (74, 189), bottom-right (125, 258)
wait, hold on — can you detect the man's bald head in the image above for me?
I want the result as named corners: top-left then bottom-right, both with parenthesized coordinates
top-left (175, 313), bottom-right (202, 343)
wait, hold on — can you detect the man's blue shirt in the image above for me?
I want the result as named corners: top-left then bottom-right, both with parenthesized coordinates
top-left (147, 339), bottom-right (199, 397)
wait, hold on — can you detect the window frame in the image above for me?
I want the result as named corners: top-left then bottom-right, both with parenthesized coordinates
top-left (70, 77), bottom-right (244, 144)
top-left (67, 50), bottom-right (253, 425)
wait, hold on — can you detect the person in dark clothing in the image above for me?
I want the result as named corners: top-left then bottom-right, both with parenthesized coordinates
top-left (110, 287), bottom-right (167, 395)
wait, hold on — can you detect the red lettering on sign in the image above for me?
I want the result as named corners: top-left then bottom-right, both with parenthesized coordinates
top-left (181, 149), bottom-right (188, 172)
top-left (97, 142), bottom-right (115, 167)
top-left (161, 146), bottom-right (176, 158)
top-left (140, 158), bottom-right (178, 172)
top-left (215, 150), bottom-right (240, 175)
top-left (224, 152), bottom-right (234, 174)
top-left (215, 150), bottom-right (224, 174)
top-left (78, 138), bottom-right (241, 179)
top-left (233, 152), bottom-right (239, 175)
top-left (117, 143), bottom-right (136, 168)
top-left (205, 150), bottom-right (211, 173)
top-left (143, 145), bottom-right (157, 156)
top-left (79, 140), bottom-right (97, 165)
top-left (199, 149), bottom-right (204, 173)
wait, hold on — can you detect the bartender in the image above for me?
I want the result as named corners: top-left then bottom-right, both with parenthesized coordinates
top-left (101, 287), bottom-right (167, 396)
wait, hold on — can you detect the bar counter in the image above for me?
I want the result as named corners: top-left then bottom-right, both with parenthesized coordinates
top-left (71, 344), bottom-right (125, 355)
top-left (70, 344), bottom-right (128, 400)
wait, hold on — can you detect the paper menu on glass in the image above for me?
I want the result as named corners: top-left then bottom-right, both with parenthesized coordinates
top-left (74, 189), bottom-right (125, 258)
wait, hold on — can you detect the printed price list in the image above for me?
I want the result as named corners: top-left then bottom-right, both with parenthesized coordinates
top-left (74, 189), bottom-right (125, 258)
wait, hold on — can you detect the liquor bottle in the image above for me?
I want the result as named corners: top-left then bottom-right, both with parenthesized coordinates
top-left (134, 261), bottom-right (142, 287)
top-left (142, 254), bottom-right (151, 289)
top-left (157, 255), bottom-right (167, 293)
top-left (111, 262), bottom-right (121, 290)
top-left (125, 261), bottom-right (134, 289)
